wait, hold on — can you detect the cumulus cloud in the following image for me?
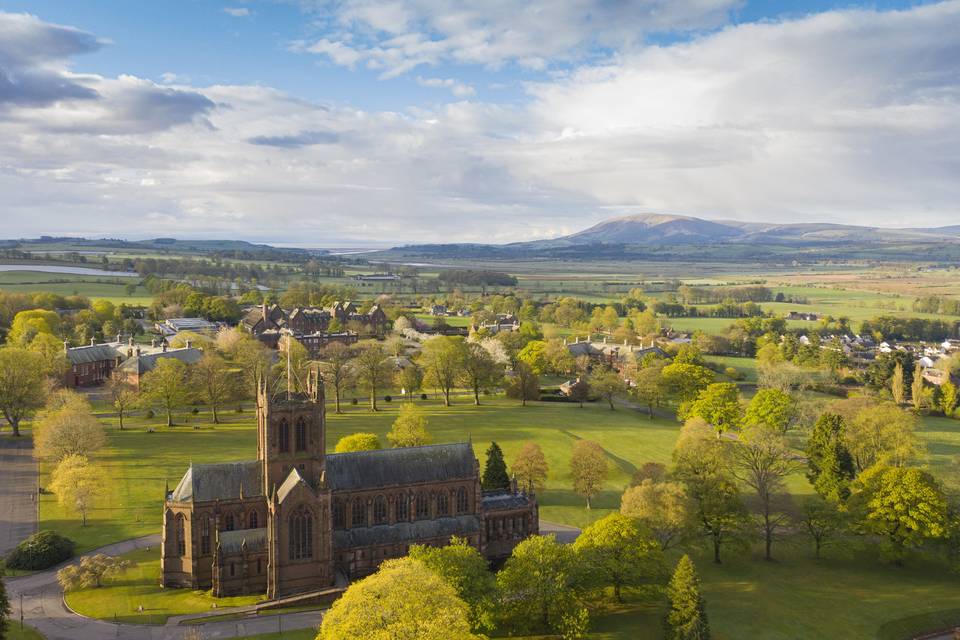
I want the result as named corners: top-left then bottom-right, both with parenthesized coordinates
top-left (223, 7), bottom-right (251, 17)
top-left (2, 3), bottom-right (960, 244)
top-left (297, 0), bottom-right (741, 76)
top-left (416, 76), bottom-right (474, 97)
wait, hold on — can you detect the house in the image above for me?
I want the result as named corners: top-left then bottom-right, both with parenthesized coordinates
top-left (282, 331), bottom-right (358, 359)
top-left (474, 314), bottom-right (520, 335)
top-left (117, 343), bottom-right (204, 389)
top-left (161, 375), bottom-right (537, 597)
top-left (63, 338), bottom-right (127, 388)
top-left (430, 305), bottom-right (448, 316)
top-left (566, 337), bottom-right (666, 370)
top-left (156, 317), bottom-right (220, 337)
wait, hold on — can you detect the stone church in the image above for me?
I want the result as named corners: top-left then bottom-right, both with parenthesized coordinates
top-left (161, 372), bottom-right (538, 598)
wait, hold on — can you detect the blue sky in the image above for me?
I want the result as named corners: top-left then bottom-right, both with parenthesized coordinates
top-left (0, 0), bottom-right (956, 244)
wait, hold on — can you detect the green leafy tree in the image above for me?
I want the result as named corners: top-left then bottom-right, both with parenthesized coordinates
top-left (353, 341), bottom-right (393, 411)
top-left (805, 413), bottom-right (856, 502)
top-left (33, 390), bottom-right (107, 463)
top-left (517, 340), bottom-right (549, 375)
top-left (140, 357), bottom-right (191, 426)
top-left (106, 376), bottom-right (136, 430)
top-left (570, 439), bottom-right (608, 508)
top-left (631, 360), bottom-right (668, 419)
top-left (663, 555), bottom-right (710, 640)
top-left (319, 557), bottom-right (479, 640)
top-left (891, 362), bottom-right (906, 405)
top-left (482, 441), bottom-right (510, 491)
top-left (940, 380), bottom-right (958, 416)
top-left (590, 370), bottom-right (626, 410)
top-left (0, 347), bottom-right (47, 436)
top-left (192, 352), bottom-right (236, 424)
top-left (621, 479), bottom-right (692, 551)
top-left (505, 361), bottom-right (540, 406)
top-left (680, 383), bottom-right (743, 436)
top-left (573, 513), bottom-right (664, 602)
top-left (49, 454), bottom-right (103, 527)
top-left (387, 403), bottom-right (431, 448)
top-left (320, 342), bottom-right (355, 413)
top-left (57, 554), bottom-right (130, 591)
top-left (496, 535), bottom-right (586, 636)
top-left (661, 363), bottom-right (715, 405)
top-left (798, 495), bottom-right (845, 559)
top-left (850, 465), bottom-right (949, 562)
top-left (460, 341), bottom-right (500, 405)
top-left (846, 402), bottom-right (920, 471)
top-left (29, 332), bottom-right (69, 378)
top-left (912, 365), bottom-right (926, 412)
top-left (8, 309), bottom-right (60, 345)
top-left (743, 388), bottom-right (797, 433)
top-left (396, 361), bottom-right (423, 398)
top-left (511, 442), bottom-right (549, 492)
top-left (409, 537), bottom-right (496, 632)
top-left (567, 377), bottom-right (590, 408)
top-left (421, 336), bottom-right (467, 406)
top-left (335, 432), bottom-right (382, 453)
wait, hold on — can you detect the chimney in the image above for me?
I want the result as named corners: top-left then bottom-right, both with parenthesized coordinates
top-left (151, 338), bottom-right (157, 348)
top-left (63, 340), bottom-right (69, 354)
top-left (185, 340), bottom-right (192, 349)
top-left (129, 336), bottom-right (134, 347)
top-left (90, 337), bottom-right (96, 346)
top-left (262, 301), bottom-right (268, 322)
top-left (135, 346), bottom-right (142, 356)
top-left (116, 333), bottom-right (122, 343)
top-left (162, 342), bottom-right (167, 353)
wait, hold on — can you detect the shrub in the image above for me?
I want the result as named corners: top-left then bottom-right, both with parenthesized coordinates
top-left (145, 409), bottom-right (155, 419)
top-left (384, 395), bottom-right (392, 402)
top-left (725, 367), bottom-right (745, 381)
top-left (235, 405), bottom-right (244, 413)
top-left (5, 530), bottom-right (75, 570)
top-left (420, 393), bottom-right (428, 400)
top-left (351, 398), bottom-right (359, 405)
top-left (191, 407), bottom-right (199, 414)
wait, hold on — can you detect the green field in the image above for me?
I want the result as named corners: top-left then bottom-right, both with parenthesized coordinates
top-left (0, 270), bottom-right (151, 304)
top-left (4, 624), bottom-right (45, 640)
top-left (33, 393), bottom-right (960, 639)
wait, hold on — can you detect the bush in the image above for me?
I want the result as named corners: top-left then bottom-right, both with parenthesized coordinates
top-left (351, 398), bottom-right (358, 405)
top-left (145, 409), bottom-right (155, 419)
top-left (191, 407), bottom-right (200, 414)
top-left (6, 530), bottom-right (75, 570)
top-left (725, 367), bottom-right (745, 381)
top-left (420, 393), bottom-right (428, 400)
top-left (384, 395), bottom-right (392, 402)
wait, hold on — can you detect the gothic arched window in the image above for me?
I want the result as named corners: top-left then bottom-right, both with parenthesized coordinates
top-left (395, 494), bottom-right (409, 521)
top-left (289, 509), bottom-right (314, 560)
top-left (295, 417), bottom-right (307, 452)
top-left (248, 510), bottom-right (259, 529)
top-left (456, 487), bottom-right (469, 514)
top-left (373, 495), bottom-right (387, 525)
top-left (415, 492), bottom-right (429, 519)
top-left (200, 517), bottom-right (210, 555)
top-left (176, 514), bottom-right (186, 555)
top-left (278, 419), bottom-right (290, 453)
top-left (436, 492), bottom-right (449, 517)
top-left (225, 513), bottom-right (235, 531)
top-left (352, 498), bottom-right (367, 527)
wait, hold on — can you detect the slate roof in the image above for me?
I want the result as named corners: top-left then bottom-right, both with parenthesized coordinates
top-left (170, 460), bottom-right (263, 503)
top-left (332, 515), bottom-right (480, 549)
top-left (119, 347), bottom-right (203, 375)
top-left (325, 443), bottom-right (476, 492)
top-left (482, 492), bottom-right (534, 511)
top-left (66, 343), bottom-right (124, 365)
top-left (218, 527), bottom-right (267, 554)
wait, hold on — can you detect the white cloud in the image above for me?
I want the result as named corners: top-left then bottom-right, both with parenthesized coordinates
top-left (416, 76), bottom-right (474, 97)
top-left (223, 7), bottom-right (251, 17)
top-left (2, 4), bottom-right (960, 245)
top-left (297, 0), bottom-right (741, 76)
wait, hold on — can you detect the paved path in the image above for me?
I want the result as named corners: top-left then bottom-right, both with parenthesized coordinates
top-left (0, 436), bottom-right (38, 557)
top-left (4, 534), bottom-right (322, 640)
top-left (540, 520), bottom-right (581, 544)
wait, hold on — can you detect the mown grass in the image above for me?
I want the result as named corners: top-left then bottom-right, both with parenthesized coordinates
top-left (4, 623), bottom-right (45, 640)
top-left (63, 547), bottom-right (263, 624)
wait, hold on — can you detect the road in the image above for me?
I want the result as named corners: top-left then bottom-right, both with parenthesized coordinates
top-left (0, 436), bottom-right (38, 557)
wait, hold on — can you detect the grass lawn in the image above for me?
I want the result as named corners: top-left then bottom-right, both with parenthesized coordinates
top-left (704, 355), bottom-right (759, 383)
top-left (0, 271), bottom-right (151, 305)
top-left (64, 547), bottom-right (263, 624)
top-left (240, 631), bottom-right (317, 640)
top-left (5, 624), bottom-right (45, 640)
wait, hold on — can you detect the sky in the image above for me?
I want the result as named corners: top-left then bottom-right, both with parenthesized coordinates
top-left (0, 0), bottom-right (957, 246)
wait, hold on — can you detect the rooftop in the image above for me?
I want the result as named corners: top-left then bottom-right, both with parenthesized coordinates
top-left (326, 442), bottom-right (476, 492)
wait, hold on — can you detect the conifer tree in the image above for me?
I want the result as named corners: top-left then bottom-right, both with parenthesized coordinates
top-left (891, 362), bottom-right (905, 405)
top-left (482, 441), bottom-right (510, 490)
top-left (805, 413), bottom-right (855, 502)
top-left (664, 555), bottom-right (710, 640)
top-left (911, 365), bottom-right (925, 412)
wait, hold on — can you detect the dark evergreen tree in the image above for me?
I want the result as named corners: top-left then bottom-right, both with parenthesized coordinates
top-left (482, 441), bottom-right (510, 491)
top-left (0, 562), bottom-right (10, 640)
top-left (805, 413), bottom-right (856, 502)
top-left (664, 555), bottom-right (710, 640)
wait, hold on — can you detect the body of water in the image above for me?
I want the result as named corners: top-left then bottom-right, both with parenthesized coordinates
top-left (0, 264), bottom-right (139, 278)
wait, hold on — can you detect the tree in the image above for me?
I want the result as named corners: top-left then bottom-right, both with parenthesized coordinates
top-left (731, 424), bottom-right (799, 561)
top-left (226, 331), bottom-right (272, 400)
top-left (621, 479), bottom-right (692, 551)
top-left (335, 432), bottom-right (382, 452)
top-left (421, 336), bottom-right (466, 406)
top-left (891, 362), bottom-right (906, 405)
top-left (661, 363), bottom-right (715, 405)
top-left (511, 442), bottom-right (549, 492)
top-left (743, 388), bottom-right (797, 434)
top-left (673, 419), bottom-right (746, 564)
top-left (663, 555), bottom-right (710, 640)
top-left (845, 402), bottom-right (920, 471)
top-left (573, 513), bottom-right (664, 602)
top-left (57, 554), bottom-right (131, 591)
top-left (459, 342), bottom-right (500, 405)
top-left (912, 365), bottom-right (926, 412)
top-left (941, 380), bottom-right (958, 417)
top-left (140, 357), bottom-right (191, 426)
top-left (0, 347), bottom-right (47, 436)
top-left (8, 309), bottom-right (60, 345)
top-left (396, 361), bottom-right (423, 398)
top-left (798, 495), bottom-right (844, 559)
top-left (850, 465), bottom-right (949, 562)
top-left (505, 362), bottom-right (539, 406)
top-left (320, 342), bottom-right (355, 413)
top-left (49, 454), bottom-right (103, 527)
top-left (496, 535), bottom-right (586, 636)
top-left (805, 413), bottom-right (856, 502)
top-left (106, 376), bottom-right (136, 430)
top-left (567, 377), bottom-right (590, 408)
top-left (33, 390), bottom-right (106, 463)
top-left (482, 441), bottom-right (510, 491)
top-left (517, 340), bottom-right (549, 375)
top-left (28, 332), bottom-right (69, 378)
top-left (570, 440), bottom-right (608, 508)
top-left (192, 353), bottom-right (236, 424)
top-left (353, 341), bottom-right (393, 411)
top-left (631, 361), bottom-right (668, 419)
top-left (0, 562), bottom-right (9, 640)
top-left (319, 557), bottom-right (478, 640)
top-left (680, 383), bottom-right (743, 436)
top-left (543, 338), bottom-right (575, 376)
top-left (590, 371), bottom-right (626, 410)
top-left (409, 537), bottom-right (496, 632)
top-left (387, 403), bottom-right (431, 448)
